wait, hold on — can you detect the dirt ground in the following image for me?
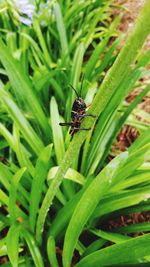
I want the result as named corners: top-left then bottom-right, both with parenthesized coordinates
top-left (115, 0), bottom-right (150, 49)
top-left (115, 0), bottom-right (145, 31)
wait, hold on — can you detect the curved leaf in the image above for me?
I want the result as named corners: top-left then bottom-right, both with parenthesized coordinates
top-left (75, 234), bottom-right (150, 267)
top-left (50, 97), bottom-right (65, 165)
top-left (6, 225), bottom-right (21, 267)
top-left (29, 144), bottom-right (52, 232)
top-left (47, 166), bottom-right (85, 185)
top-left (21, 229), bottom-right (44, 267)
top-left (62, 152), bottom-right (128, 267)
top-left (0, 38), bottom-right (50, 139)
top-left (0, 88), bottom-right (44, 155)
top-left (9, 167), bottom-right (26, 224)
top-left (47, 236), bottom-right (59, 267)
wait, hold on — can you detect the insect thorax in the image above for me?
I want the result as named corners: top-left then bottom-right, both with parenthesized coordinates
top-left (72, 97), bottom-right (86, 111)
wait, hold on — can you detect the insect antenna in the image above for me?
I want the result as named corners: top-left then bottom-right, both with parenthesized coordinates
top-left (79, 74), bottom-right (84, 97)
top-left (69, 84), bottom-right (80, 98)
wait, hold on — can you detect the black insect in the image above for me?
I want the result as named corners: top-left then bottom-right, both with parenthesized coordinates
top-left (59, 81), bottom-right (95, 136)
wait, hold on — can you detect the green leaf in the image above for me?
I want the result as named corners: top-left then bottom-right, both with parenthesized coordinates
top-left (90, 229), bottom-right (130, 244)
top-left (110, 170), bottom-right (150, 192)
top-left (116, 144), bottom-right (150, 184)
top-left (116, 222), bottom-right (150, 234)
top-left (62, 152), bottom-right (128, 267)
top-left (83, 66), bottom-right (146, 175)
top-left (70, 42), bottom-right (85, 88)
top-left (50, 97), bottom-right (65, 165)
top-left (54, 2), bottom-right (69, 57)
top-left (75, 234), bottom-right (150, 267)
top-left (98, 83), bottom-right (150, 168)
top-left (6, 225), bottom-right (21, 267)
top-left (47, 166), bottom-right (85, 185)
top-left (29, 144), bottom-right (52, 232)
top-left (84, 16), bottom-right (120, 80)
top-left (67, 42), bottom-right (85, 119)
top-left (21, 229), bottom-right (44, 267)
top-left (0, 189), bottom-right (9, 206)
top-left (0, 162), bottom-right (12, 191)
top-left (82, 239), bottom-right (106, 258)
top-left (0, 88), bottom-right (44, 155)
top-left (33, 18), bottom-right (52, 67)
top-left (47, 236), bottom-right (59, 267)
top-left (49, 177), bottom-right (94, 241)
top-left (49, 190), bottom-right (84, 240)
top-left (0, 38), bottom-right (50, 140)
top-left (20, 32), bottom-right (46, 67)
top-left (128, 127), bottom-right (150, 152)
top-left (0, 238), bottom-right (7, 257)
top-left (9, 167), bottom-right (26, 224)
top-left (13, 124), bottom-right (35, 177)
top-left (93, 186), bottom-right (150, 219)
top-left (0, 122), bottom-right (15, 151)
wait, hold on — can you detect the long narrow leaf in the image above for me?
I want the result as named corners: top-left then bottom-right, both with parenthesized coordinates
top-left (47, 236), bottom-right (59, 267)
top-left (75, 234), bottom-right (150, 267)
top-left (50, 97), bottom-right (65, 165)
top-left (0, 39), bottom-right (50, 140)
top-left (6, 225), bottom-right (21, 267)
top-left (54, 2), bottom-right (69, 57)
top-left (47, 166), bottom-right (85, 185)
top-left (62, 152), bottom-right (128, 267)
top-left (29, 144), bottom-right (52, 232)
top-left (0, 88), bottom-right (44, 155)
top-left (21, 229), bottom-right (44, 267)
top-left (9, 168), bottom-right (26, 224)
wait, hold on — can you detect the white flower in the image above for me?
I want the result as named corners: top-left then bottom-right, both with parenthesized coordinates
top-left (13, 0), bottom-right (35, 26)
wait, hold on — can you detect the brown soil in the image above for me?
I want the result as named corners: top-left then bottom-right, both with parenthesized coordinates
top-left (103, 211), bottom-right (150, 236)
top-left (0, 256), bottom-right (8, 265)
top-left (114, 0), bottom-right (146, 34)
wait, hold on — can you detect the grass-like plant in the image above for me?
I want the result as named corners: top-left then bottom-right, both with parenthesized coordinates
top-left (0, 0), bottom-right (150, 266)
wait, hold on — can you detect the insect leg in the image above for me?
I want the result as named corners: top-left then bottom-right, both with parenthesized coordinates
top-left (78, 114), bottom-right (96, 119)
top-left (59, 122), bottom-right (73, 126)
top-left (80, 127), bottom-right (91, 130)
top-left (83, 114), bottom-right (96, 118)
top-left (70, 126), bottom-right (91, 136)
top-left (73, 127), bottom-right (91, 131)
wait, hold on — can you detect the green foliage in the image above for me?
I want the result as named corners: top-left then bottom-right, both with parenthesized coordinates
top-left (47, 236), bottom-right (59, 267)
top-left (0, 0), bottom-right (150, 266)
top-left (6, 225), bottom-right (21, 267)
top-left (29, 144), bottom-right (53, 232)
top-left (75, 233), bottom-right (150, 267)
